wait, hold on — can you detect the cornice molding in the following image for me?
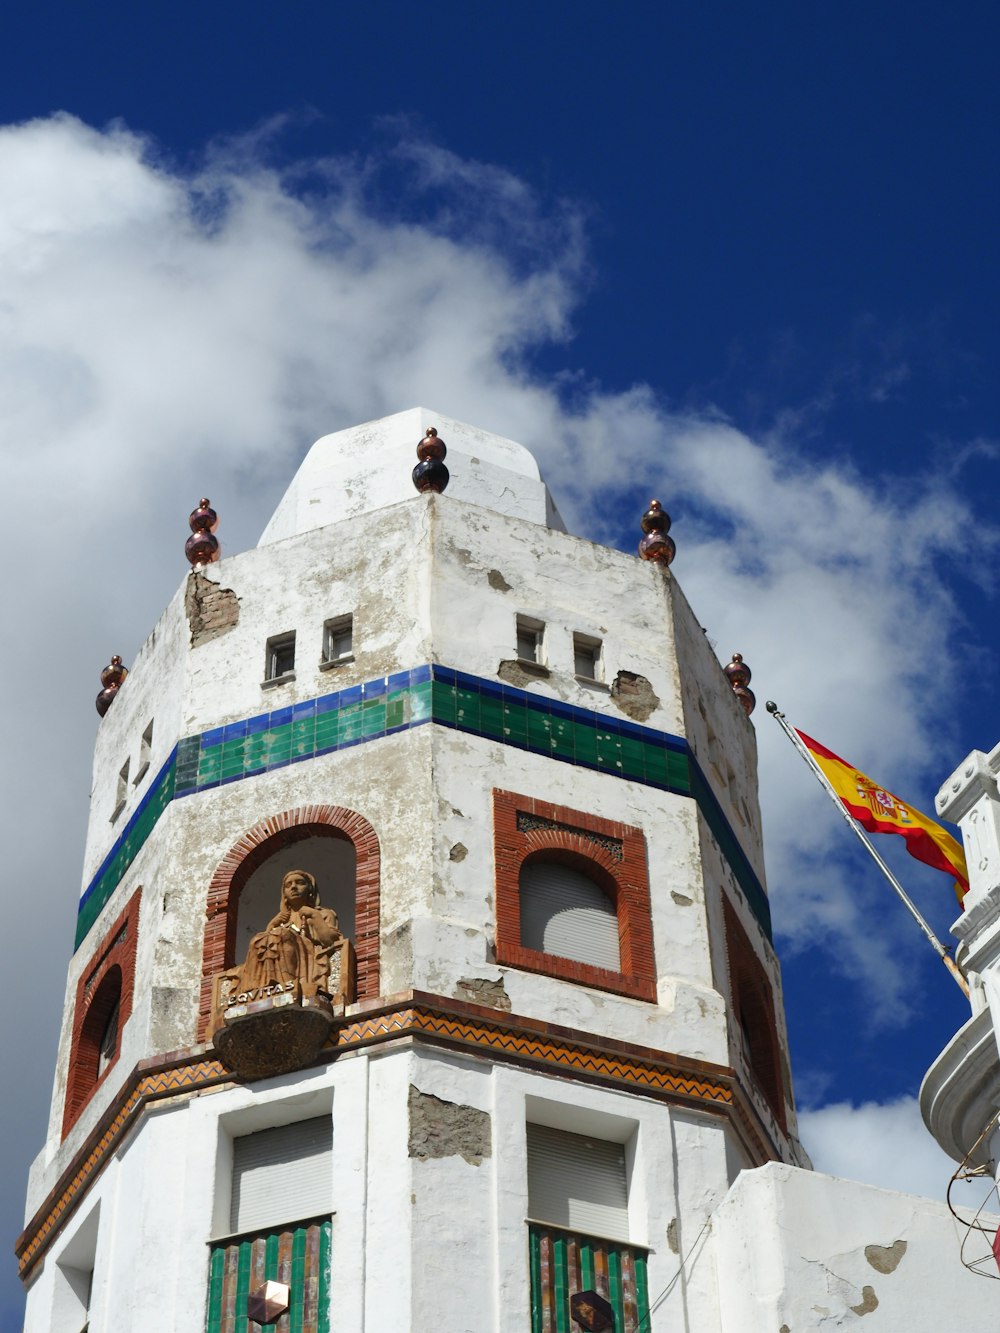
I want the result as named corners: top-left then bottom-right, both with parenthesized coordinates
top-left (18, 990), bottom-right (784, 1281)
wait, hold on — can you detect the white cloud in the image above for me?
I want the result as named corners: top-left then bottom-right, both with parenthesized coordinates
top-left (1, 108), bottom-right (986, 1056)
top-left (1, 113), bottom-right (992, 1319)
top-left (1, 112), bottom-right (984, 1020)
top-left (799, 1096), bottom-right (978, 1204)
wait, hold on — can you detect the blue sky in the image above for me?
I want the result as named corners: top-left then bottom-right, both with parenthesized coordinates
top-left (2, 2), bottom-right (998, 1325)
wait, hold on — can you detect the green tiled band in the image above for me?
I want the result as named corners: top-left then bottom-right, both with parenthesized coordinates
top-left (77, 664), bottom-right (771, 950)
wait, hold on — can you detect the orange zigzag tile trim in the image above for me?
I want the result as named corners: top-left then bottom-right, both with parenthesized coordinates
top-left (19, 997), bottom-right (770, 1281)
top-left (335, 1005), bottom-right (734, 1108)
top-left (17, 1056), bottom-right (229, 1278)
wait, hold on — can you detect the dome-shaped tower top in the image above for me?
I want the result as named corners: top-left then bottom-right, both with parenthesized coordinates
top-left (258, 407), bottom-right (566, 545)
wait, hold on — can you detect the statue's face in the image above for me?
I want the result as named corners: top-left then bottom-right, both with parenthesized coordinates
top-left (282, 871), bottom-right (315, 909)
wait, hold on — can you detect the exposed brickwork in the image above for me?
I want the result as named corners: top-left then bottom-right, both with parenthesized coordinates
top-left (197, 805), bottom-right (381, 1040)
top-left (63, 890), bottom-right (141, 1138)
top-left (184, 571), bottom-right (240, 648)
top-left (721, 892), bottom-right (787, 1133)
top-left (492, 790), bottom-right (656, 1002)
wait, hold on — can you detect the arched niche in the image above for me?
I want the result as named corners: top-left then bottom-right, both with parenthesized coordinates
top-left (235, 835), bottom-right (357, 958)
top-left (63, 891), bottom-right (139, 1138)
top-left (199, 806), bottom-right (380, 1040)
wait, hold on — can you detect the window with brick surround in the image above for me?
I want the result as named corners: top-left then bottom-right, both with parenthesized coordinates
top-left (63, 892), bottom-right (139, 1138)
top-left (493, 791), bottom-right (656, 1002)
top-left (722, 892), bottom-right (787, 1133)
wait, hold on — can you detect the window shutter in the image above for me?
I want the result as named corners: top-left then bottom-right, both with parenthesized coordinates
top-left (230, 1117), bottom-right (332, 1233)
top-left (526, 1124), bottom-right (629, 1241)
top-left (520, 861), bottom-right (621, 971)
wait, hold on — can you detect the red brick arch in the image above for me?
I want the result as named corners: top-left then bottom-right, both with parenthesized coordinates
top-left (63, 890), bottom-right (140, 1138)
top-left (197, 805), bottom-right (380, 1039)
top-left (722, 892), bottom-right (787, 1133)
top-left (493, 790), bottom-right (656, 1002)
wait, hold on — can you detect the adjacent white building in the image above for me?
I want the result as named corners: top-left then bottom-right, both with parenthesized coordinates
top-left (20, 409), bottom-right (998, 1330)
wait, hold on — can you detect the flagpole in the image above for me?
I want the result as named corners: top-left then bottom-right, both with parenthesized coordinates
top-left (765, 701), bottom-right (969, 999)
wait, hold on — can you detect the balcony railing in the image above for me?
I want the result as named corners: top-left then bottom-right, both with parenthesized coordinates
top-left (206, 1217), bottom-right (331, 1333)
top-left (529, 1222), bottom-right (651, 1332)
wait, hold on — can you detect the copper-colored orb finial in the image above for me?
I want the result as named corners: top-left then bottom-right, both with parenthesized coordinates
top-left (638, 498), bottom-right (676, 565)
top-left (247, 1280), bottom-right (290, 1325)
top-left (413, 426), bottom-right (450, 493)
top-left (185, 497), bottom-right (220, 570)
top-left (96, 654), bottom-right (129, 717)
top-left (724, 652), bottom-right (756, 714)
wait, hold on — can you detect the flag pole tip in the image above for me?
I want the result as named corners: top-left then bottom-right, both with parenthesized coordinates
top-left (765, 700), bottom-right (779, 714)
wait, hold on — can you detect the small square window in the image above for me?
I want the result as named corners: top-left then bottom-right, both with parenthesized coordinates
top-left (322, 615), bottom-right (354, 667)
top-left (516, 616), bottom-right (544, 664)
top-left (111, 759), bottom-right (129, 823)
top-left (573, 633), bottom-right (602, 681)
top-left (265, 632), bottom-right (296, 683)
top-left (133, 720), bottom-right (153, 785)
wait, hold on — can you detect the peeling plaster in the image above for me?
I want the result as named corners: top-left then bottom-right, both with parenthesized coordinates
top-left (865, 1240), bottom-right (906, 1274)
top-left (407, 1085), bottom-right (492, 1165)
top-left (498, 658), bottom-right (551, 686)
top-left (455, 977), bottom-right (511, 1011)
top-left (449, 843), bottom-right (469, 862)
top-left (487, 569), bottom-right (512, 592)
top-left (850, 1285), bottom-right (879, 1316)
top-left (184, 573), bottom-right (240, 648)
top-left (610, 669), bottom-right (660, 722)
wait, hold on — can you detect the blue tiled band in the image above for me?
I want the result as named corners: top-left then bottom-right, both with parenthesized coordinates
top-left (76, 665), bottom-right (771, 948)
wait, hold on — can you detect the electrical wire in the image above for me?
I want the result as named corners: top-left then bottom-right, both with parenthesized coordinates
top-left (633, 1215), bottom-right (713, 1331)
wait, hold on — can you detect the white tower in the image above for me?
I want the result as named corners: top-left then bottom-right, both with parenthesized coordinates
top-left (20, 409), bottom-right (803, 1332)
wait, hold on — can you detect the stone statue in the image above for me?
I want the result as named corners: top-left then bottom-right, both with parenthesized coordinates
top-left (212, 867), bottom-right (356, 1078)
top-left (231, 869), bottom-right (343, 1002)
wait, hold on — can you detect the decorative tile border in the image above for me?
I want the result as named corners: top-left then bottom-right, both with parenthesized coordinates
top-left (18, 991), bottom-right (776, 1281)
top-left (76, 750), bottom-right (177, 946)
top-left (77, 665), bottom-right (771, 949)
top-left (17, 1054), bottom-right (231, 1279)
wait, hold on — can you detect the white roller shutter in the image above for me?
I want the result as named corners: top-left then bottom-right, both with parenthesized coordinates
top-left (526, 1123), bottom-right (629, 1241)
top-left (230, 1117), bottom-right (332, 1233)
top-left (520, 861), bottom-right (621, 971)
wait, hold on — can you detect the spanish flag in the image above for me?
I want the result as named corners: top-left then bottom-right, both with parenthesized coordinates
top-left (797, 730), bottom-right (969, 904)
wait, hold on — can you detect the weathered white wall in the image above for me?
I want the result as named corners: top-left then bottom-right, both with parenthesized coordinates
top-left (25, 1047), bottom-right (747, 1333)
top-left (32, 412), bottom-right (810, 1332)
top-left (714, 1162), bottom-right (998, 1330)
